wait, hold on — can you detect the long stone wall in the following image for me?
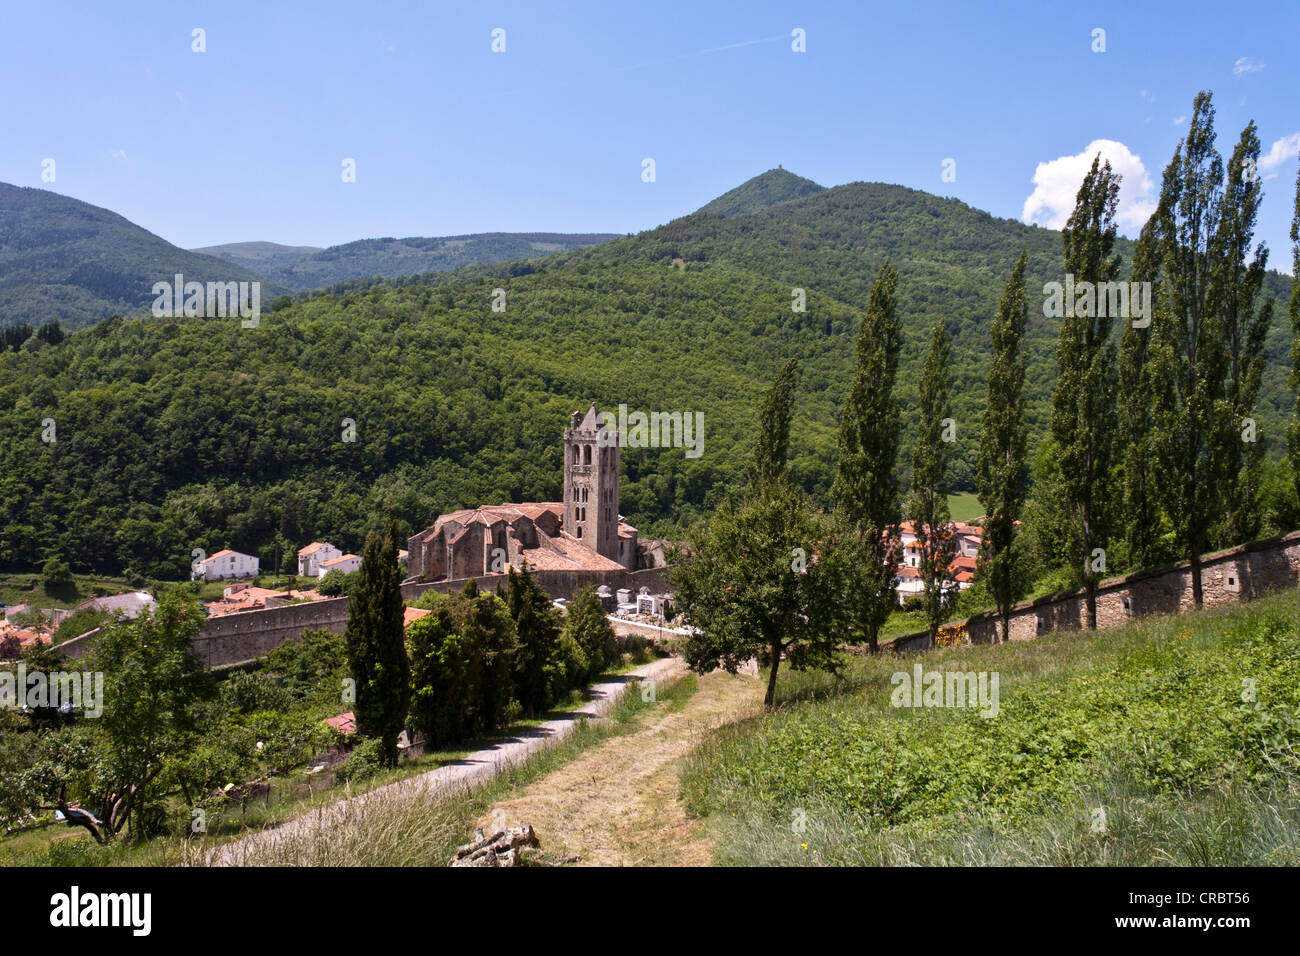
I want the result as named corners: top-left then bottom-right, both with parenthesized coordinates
top-left (59, 567), bottom-right (670, 669)
top-left (187, 597), bottom-right (353, 668)
top-left (399, 566), bottom-right (669, 602)
top-left (70, 530), bottom-right (1299, 669)
top-left (960, 531), bottom-right (1300, 647)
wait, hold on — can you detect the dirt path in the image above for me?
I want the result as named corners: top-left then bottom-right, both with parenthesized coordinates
top-left (478, 660), bottom-right (764, 866)
top-left (202, 656), bottom-right (683, 866)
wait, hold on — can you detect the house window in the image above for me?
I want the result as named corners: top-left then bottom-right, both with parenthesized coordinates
top-left (1122, 596), bottom-right (1132, 616)
top-left (1228, 576), bottom-right (1235, 587)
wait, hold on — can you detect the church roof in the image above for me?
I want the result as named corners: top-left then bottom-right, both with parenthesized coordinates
top-left (433, 503), bottom-right (563, 536)
top-left (518, 535), bottom-right (626, 572)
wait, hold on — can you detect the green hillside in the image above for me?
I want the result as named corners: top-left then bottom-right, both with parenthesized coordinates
top-left (696, 167), bottom-right (825, 217)
top-left (196, 233), bottom-right (622, 291)
top-left (0, 184), bottom-right (277, 330)
top-left (0, 171), bottom-right (1294, 580)
top-left (190, 241), bottom-right (324, 274)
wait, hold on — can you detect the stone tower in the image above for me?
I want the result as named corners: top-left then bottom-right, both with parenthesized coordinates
top-left (563, 404), bottom-right (620, 560)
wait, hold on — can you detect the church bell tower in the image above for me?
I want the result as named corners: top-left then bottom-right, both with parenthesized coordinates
top-left (563, 404), bottom-right (620, 560)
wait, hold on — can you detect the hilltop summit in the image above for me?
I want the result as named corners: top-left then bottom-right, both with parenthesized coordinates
top-left (696, 168), bottom-right (825, 218)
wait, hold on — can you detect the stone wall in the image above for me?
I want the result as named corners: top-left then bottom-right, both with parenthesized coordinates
top-left (961, 531), bottom-right (1300, 646)
top-left (58, 597), bottom-right (352, 669)
top-left (59, 568), bottom-right (670, 670)
top-left (400, 566), bottom-right (669, 603)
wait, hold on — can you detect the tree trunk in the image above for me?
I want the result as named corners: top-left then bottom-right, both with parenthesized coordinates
top-left (1085, 582), bottom-right (1098, 630)
top-left (1190, 552), bottom-right (1203, 607)
top-left (763, 638), bottom-right (782, 707)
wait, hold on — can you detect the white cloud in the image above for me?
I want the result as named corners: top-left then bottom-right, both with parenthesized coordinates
top-left (110, 149), bottom-right (128, 162)
top-left (1259, 132), bottom-right (1300, 172)
top-left (1173, 115), bottom-right (1187, 126)
top-left (1022, 139), bottom-right (1156, 231)
top-left (1233, 56), bottom-right (1265, 76)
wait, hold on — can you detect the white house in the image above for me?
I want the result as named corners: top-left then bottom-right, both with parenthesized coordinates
top-left (298, 541), bottom-right (343, 577)
top-left (319, 553), bottom-right (362, 577)
top-left (193, 549), bottom-right (260, 581)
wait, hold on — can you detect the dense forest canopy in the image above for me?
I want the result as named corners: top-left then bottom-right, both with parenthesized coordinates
top-left (1, 170), bottom-right (1293, 578)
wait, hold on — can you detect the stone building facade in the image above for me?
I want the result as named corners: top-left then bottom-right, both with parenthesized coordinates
top-left (406, 404), bottom-right (641, 582)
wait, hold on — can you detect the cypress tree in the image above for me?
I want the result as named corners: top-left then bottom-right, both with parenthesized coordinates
top-left (831, 262), bottom-right (903, 654)
top-left (1051, 154), bottom-right (1121, 629)
top-left (908, 321), bottom-right (957, 645)
top-left (977, 251), bottom-right (1030, 644)
top-left (343, 521), bottom-right (411, 766)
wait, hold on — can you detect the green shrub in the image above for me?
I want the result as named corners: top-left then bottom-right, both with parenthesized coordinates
top-left (337, 737), bottom-right (386, 783)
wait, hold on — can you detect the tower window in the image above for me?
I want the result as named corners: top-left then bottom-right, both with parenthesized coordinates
top-left (584, 445), bottom-right (592, 465)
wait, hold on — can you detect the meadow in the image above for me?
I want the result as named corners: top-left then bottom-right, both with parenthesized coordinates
top-left (680, 590), bottom-right (1300, 865)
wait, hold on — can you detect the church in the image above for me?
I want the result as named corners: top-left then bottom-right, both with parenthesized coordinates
top-left (405, 404), bottom-right (642, 582)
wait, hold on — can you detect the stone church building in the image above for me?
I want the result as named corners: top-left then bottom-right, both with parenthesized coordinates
top-left (406, 404), bottom-right (643, 582)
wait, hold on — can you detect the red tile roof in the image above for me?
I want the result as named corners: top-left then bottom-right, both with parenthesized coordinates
top-left (325, 712), bottom-right (356, 736)
top-left (403, 607), bottom-right (431, 627)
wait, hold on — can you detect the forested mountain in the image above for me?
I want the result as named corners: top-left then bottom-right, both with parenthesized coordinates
top-left (695, 167), bottom-right (825, 217)
top-left (0, 184), bottom-right (276, 330)
top-left (195, 233), bottom-right (622, 291)
top-left (1, 170), bottom-right (1293, 579)
top-left (189, 241), bottom-right (324, 274)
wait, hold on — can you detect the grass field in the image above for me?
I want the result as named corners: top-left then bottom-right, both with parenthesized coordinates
top-left (947, 492), bottom-right (983, 523)
top-left (681, 590), bottom-right (1300, 865)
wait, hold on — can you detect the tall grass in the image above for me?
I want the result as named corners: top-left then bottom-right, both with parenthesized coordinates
top-left (198, 672), bottom-right (695, 867)
top-left (681, 591), bottom-right (1300, 866)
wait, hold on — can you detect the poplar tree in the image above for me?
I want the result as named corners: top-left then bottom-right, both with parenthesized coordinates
top-left (1051, 155), bottom-right (1121, 629)
top-left (1146, 92), bottom-right (1231, 606)
top-left (751, 359), bottom-right (800, 489)
top-left (831, 263), bottom-right (903, 654)
top-left (909, 321), bottom-right (957, 644)
top-left (976, 252), bottom-right (1030, 644)
top-left (1118, 221), bottom-right (1167, 570)
top-left (1288, 154), bottom-right (1300, 502)
top-left (344, 521), bottom-right (411, 766)
top-left (1213, 121), bottom-right (1273, 545)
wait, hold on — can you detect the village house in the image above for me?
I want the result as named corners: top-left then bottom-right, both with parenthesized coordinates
top-left (297, 541), bottom-right (343, 577)
top-left (318, 553), bottom-right (362, 577)
top-left (894, 520), bottom-right (983, 605)
top-left (203, 584), bottom-right (326, 618)
top-left (192, 549), bottom-right (260, 581)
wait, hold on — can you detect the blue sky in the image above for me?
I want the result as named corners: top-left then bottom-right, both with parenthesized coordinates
top-left (2, 0), bottom-right (1297, 267)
